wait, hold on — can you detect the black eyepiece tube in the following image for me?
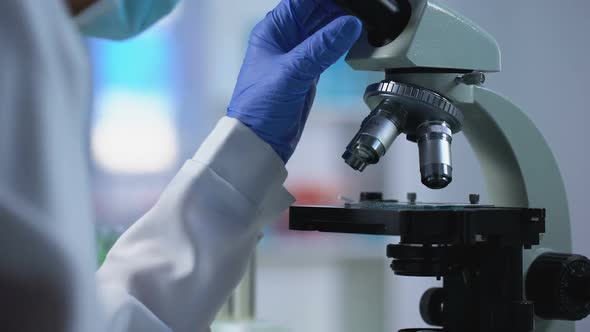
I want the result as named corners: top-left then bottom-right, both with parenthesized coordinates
top-left (333, 0), bottom-right (412, 47)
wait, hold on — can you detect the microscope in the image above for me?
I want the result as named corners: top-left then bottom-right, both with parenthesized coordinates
top-left (289, 1), bottom-right (590, 331)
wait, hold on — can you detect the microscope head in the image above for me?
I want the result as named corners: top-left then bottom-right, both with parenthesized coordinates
top-left (339, 0), bottom-right (501, 189)
top-left (343, 0), bottom-right (501, 73)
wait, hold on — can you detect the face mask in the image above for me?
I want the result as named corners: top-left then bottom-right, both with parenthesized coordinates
top-left (75, 0), bottom-right (180, 40)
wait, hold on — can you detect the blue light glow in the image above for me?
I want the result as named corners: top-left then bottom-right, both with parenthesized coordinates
top-left (90, 30), bottom-right (176, 95)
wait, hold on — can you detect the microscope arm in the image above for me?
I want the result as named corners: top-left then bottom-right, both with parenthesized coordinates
top-left (458, 87), bottom-right (573, 332)
top-left (458, 87), bottom-right (572, 254)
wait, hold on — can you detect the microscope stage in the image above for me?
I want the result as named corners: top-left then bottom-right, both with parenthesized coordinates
top-left (289, 203), bottom-right (545, 246)
top-left (341, 201), bottom-right (493, 210)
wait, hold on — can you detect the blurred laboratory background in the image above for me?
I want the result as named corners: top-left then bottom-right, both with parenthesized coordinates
top-left (88, 0), bottom-right (590, 331)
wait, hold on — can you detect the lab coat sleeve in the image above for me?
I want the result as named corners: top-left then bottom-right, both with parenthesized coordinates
top-left (96, 117), bottom-right (295, 332)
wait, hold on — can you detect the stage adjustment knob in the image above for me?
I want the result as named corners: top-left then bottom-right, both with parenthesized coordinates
top-left (420, 288), bottom-right (445, 326)
top-left (526, 252), bottom-right (590, 320)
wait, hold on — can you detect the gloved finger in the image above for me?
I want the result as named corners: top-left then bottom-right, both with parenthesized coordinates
top-left (290, 0), bottom-right (346, 36)
top-left (286, 15), bottom-right (362, 80)
top-left (250, 0), bottom-right (346, 53)
top-left (295, 83), bottom-right (318, 143)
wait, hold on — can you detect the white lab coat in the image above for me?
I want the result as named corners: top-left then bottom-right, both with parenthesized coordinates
top-left (0, 1), bottom-right (293, 332)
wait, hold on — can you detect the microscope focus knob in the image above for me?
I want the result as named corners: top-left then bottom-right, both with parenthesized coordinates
top-left (526, 252), bottom-right (590, 321)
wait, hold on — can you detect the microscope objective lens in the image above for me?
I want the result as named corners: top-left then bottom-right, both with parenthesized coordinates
top-left (417, 121), bottom-right (453, 189)
top-left (342, 99), bottom-right (406, 172)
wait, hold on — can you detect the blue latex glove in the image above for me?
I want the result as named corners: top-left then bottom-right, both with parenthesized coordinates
top-left (227, 0), bottom-right (363, 163)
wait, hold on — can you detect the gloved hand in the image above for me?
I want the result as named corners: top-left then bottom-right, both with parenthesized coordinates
top-left (227, 0), bottom-right (363, 163)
